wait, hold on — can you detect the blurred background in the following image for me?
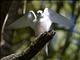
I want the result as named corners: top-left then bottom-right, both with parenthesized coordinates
top-left (0, 0), bottom-right (80, 60)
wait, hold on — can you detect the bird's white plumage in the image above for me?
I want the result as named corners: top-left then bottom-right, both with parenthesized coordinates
top-left (36, 8), bottom-right (52, 36)
top-left (43, 8), bottom-right (49, 16)
top-left (36, 8), bottom-right (52, 56)
top-left (6, 7), bottom-right (73, 30)
top-left (39, 15), bottom-right (52, 32)
top-left (29, 10), bottom-right (37, 22)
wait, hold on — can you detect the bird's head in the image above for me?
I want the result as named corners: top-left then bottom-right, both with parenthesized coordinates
top-left (37, 10), bottom-right (43, 20)
top-left (29, 10), bottom-right (44, 22)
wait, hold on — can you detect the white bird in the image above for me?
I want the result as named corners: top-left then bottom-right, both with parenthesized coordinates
top-left (35, 8), bottom-right (52, 35)
top-left (35, 9), bottom-right (52, 55)
top-left (6, 8), bottom-right (73, 30)
top-left (5, 8), bottom-right (73, 55)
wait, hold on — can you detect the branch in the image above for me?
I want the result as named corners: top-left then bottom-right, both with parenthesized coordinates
top-left (1, 30), bottom-right (56, 60)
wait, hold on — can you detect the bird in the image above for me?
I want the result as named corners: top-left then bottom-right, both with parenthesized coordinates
top-left (5, 8), bottom-right (73, 56)
top-left (34, 9), bottom-right (52, 55)
top-left (6, 8), bottom-right (73, 30)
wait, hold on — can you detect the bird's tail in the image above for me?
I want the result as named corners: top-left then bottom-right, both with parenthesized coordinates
top-left (45, 43), bottom-right (49, 56)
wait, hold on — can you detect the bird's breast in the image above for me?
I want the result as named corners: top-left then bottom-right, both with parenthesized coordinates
top-left (35, 17), bottom-right (52, 36)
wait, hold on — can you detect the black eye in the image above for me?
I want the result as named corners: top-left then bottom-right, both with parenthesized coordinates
top-left (37, 12), bottom-right (41, 17)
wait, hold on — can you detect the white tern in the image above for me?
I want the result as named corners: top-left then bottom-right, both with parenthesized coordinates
top-left (6, 8), bottom-right (73, 56)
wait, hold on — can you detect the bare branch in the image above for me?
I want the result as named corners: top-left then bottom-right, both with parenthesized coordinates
top-left (1, 30), bottom-right (55, 60)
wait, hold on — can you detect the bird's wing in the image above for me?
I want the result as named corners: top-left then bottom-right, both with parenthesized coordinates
top-left (44, 8), bottom-right (74, 29)
top-left (6, 11), bottom-right (36, 30)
